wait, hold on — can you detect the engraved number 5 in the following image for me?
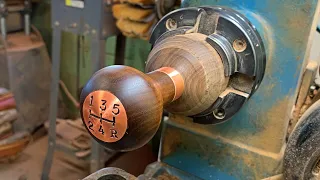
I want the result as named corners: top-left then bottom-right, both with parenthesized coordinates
top-left (112, 104), bottom-right (120, 115)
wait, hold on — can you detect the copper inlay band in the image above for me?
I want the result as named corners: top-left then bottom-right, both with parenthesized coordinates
top-left (156, 67), bottom-right (185, 101)
top-left (82, 90), bottom-right (127, 143)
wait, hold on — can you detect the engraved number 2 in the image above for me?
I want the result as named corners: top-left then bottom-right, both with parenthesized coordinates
top-left (88, 121), bottom-right (94, 131)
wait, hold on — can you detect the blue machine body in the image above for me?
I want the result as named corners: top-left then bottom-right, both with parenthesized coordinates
top-left (153, 0), bottom-right (320, 179)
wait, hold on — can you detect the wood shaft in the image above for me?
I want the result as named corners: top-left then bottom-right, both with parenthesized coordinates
top-left (147, 67), bottom-right (184, 105)
top-left (147, 71), bottom-right (175, 105)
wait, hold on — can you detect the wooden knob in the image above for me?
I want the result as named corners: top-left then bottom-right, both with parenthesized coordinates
top-left (80, 65), bottom-right (184, 151)
top-left (80, 33), bottom-right (228, 151)
top-left (146, 33), bottom-right (229, 116)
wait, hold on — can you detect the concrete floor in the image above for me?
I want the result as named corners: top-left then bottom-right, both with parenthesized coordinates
top-left (0, 136), bottom-right (89, 180)
top-left (0, 133), bottom-right (156, 180)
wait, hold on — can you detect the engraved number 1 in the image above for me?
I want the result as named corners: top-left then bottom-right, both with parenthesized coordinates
top-left (89, 96), bottom-right (93, 106)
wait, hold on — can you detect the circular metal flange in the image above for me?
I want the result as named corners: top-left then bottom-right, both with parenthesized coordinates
top-left (149, 6), bottom-right (266, 124)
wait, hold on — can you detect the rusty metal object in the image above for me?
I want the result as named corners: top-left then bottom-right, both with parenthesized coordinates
top-left (83, 167), bottom-right (136, 180)
top-left (82, 90), bottom-right (128, 143)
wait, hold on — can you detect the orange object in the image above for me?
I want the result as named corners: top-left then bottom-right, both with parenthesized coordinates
top-left (0, 135), bottom-right (30, 159)
top-left (82, 90), bottom-right (128, 143)
top-left (112, 4), bottom-right (154, 22)
top-left (155, 67), bottom-right (184, 101)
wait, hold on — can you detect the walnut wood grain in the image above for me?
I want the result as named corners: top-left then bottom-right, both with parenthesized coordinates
top-left (146, 33), bottom-right (229, 116)
top-left (80, 65), bottom-right (182, 151)
top-left (147, 70), bottom-right (175, 105)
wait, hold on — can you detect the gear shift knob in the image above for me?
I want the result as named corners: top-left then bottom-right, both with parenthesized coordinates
top-left (80, 33), bottom-right (228, 151)
top-left (80, 65), bottom-right (184, 151)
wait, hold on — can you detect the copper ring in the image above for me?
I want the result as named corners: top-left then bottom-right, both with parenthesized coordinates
top-left (156, 67), bottom-right (185, 101)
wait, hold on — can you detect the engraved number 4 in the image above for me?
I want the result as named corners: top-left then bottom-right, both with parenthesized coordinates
top-left (99, 125), bottom-right (104, 135)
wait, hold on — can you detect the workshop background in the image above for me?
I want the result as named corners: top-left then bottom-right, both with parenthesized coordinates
top-left (0, 0), bottom-right (156, 179)
top-left (0, 0), bottom-right (319, 180)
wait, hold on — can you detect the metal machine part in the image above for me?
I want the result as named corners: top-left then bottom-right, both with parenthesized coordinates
top-left (0, 0), bottom-right (32, 40)
top-left (155, 0), bottom-right (176, 19)
top-left (0, 0), bottom-right (32, 88)
top-left (153, 0), bottom-right (319, 179)
top-left (149, 6), bottom-right (266, 124)
top-left (284, 100), bottom-right (320, 180)
top-left (83, 161), bottom-right (202, 179)
top-left (0, 0), bottom-right (7, 39)
top-left (83, 167), bottom-right (136, 180)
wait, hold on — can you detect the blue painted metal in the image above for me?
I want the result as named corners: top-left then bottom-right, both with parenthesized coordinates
top-left (161, 120), bottom-right (283, 179)
top-left (151, 0), bottom-right (320, 179)
top-left (164, 151), bottom-right (238, 180)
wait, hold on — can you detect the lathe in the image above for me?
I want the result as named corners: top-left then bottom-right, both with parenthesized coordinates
top-left (79, 0), bottom-right (320, 179)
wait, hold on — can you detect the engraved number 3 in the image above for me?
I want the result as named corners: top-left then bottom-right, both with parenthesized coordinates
top-left (100, 100), bottom-right (107, 111)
